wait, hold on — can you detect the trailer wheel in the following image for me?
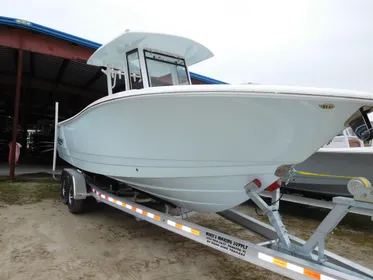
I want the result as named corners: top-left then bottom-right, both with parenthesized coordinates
top-left (67, 179), bottom-right (84, 214)
top-left (61, 174), bottom-right (69, 205)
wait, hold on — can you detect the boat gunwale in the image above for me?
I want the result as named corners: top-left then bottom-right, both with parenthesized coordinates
top-left (57, 85), bottom-right (373, 126)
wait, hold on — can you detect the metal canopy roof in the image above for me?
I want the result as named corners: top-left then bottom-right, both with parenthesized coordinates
top-left (0, 44), bottom-right (106, 122)
top-left (0, 16), bottom-right (228, 85)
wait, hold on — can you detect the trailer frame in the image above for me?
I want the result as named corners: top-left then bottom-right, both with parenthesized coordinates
top-left (259, 190), bottom-right (373, 219)
top-left (58, 167), bottom-right (373, 280)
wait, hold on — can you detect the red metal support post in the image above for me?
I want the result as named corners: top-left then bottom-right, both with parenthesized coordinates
top-left (9, 49), bottom-right (23, 181)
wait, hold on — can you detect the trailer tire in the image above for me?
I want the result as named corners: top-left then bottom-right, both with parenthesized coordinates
top-left (67, 179), bottom-right (84, 214)
top-left (61, 173), bottom-right (69, 205)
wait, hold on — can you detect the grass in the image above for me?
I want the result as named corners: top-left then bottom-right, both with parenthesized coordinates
top-left (0, 177), bottom-right (60, 205)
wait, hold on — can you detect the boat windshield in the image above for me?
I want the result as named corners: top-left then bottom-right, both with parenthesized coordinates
top-left (144, 50), bottom-right (190, 87)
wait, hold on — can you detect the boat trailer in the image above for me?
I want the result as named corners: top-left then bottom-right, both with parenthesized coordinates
top-left (58, 168), bottom-right (373, 280)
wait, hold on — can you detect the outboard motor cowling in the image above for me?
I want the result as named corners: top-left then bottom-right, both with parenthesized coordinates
top-left (355, 123), bottom-right (373, 141)
top-left (349, 108), bottom-right (373, 141)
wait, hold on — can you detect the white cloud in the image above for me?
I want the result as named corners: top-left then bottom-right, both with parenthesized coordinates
top-left (2, 0), bottom-right (373, 90)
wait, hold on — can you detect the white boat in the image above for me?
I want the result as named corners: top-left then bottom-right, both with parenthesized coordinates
top-left (282, 126), bottom-right (373, 197)
top-left (56, 30), bottom-right (373, 212)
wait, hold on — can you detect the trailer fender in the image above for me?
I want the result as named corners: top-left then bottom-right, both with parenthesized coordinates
top-left (62, 168), bottom-right (88, 200)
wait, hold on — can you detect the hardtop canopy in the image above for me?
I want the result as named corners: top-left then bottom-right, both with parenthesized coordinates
top-left (87, 30), bottom-right (214, 71)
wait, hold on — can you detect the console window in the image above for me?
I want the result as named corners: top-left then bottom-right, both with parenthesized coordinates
top-left (126, 50), bottom-right (144, 89)
top-left (144, 50), bottom-right (190, 87)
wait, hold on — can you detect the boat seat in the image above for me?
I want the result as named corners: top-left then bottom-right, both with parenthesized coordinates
top-left (349, 139), bottom-right (361, 147)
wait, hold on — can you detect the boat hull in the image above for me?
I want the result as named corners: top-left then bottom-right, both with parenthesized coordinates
top-left (282, 148), bottom-right (373, 197)
top-left (110, 174), bottom-right (277, 212)
top-left (56, 85), bottom-right (373, 212)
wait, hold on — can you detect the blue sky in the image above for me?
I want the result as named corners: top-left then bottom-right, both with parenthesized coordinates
top-left (2, 0), bottom-right (373, 92)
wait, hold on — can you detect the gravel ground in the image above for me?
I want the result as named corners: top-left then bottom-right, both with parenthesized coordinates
top-left (0, 179), bottom-right (372, 280)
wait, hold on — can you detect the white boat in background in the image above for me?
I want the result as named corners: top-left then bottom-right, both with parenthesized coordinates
top-left (56, 30), bottom-right (373, 212)
top-left (282, 126), bottom-right (373, 197)
top-left (323, 126), bottom-right (372, 148)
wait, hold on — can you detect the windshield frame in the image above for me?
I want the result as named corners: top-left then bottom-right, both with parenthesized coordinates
top-left (143, 49), bottom-right (191, 87)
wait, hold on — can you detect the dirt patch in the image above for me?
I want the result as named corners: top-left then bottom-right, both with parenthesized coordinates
top-left (0, 182), bottom-right (372, 280)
